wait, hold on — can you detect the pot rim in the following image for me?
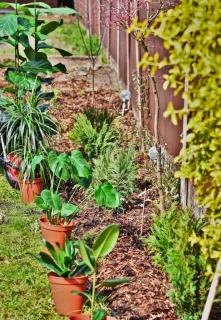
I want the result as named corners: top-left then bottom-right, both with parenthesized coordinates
top-left (39, 216), bottom-right (75, 231)
top-left (69, 315), bottom-right (116, 320)
top-left (48, 272), bottom-right (88, 285)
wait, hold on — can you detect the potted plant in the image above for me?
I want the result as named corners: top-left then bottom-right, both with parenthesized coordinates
top-left (32, 239), bottom-right (91, 316)
top-left (36, 150), bottom-right (120, 248)
top-left (70, 224), bottom-right (130, 320)
top-left (37, 189), bottom-right (80, 248)
top-left (36, 149), bottom-right (92, 247)
top-left (18, 150), bottom-right (48, 204)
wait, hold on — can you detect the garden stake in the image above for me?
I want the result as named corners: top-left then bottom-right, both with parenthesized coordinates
top-left (140, 188), bottom-right (146, 236)
top-left (201, 259), bottom-right (221, 320)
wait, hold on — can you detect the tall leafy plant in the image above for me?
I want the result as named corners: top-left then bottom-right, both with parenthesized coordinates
top-left (144, 208), bottom-right (210, 320)
top-left (0, 1), bottom-right (76, 98)
top-left (77, 224), bottom-right (130, 319)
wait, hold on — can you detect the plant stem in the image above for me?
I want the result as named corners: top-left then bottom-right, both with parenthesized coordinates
top-left (91, 271), bottom-right (96, 319)
top-left (34, 0), bottom-right (38, 57)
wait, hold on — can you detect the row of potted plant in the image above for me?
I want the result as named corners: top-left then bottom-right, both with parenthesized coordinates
top-left (0, 3), bottom-right (129, 318)
top-left (31, 149), bottom-right (127, 318)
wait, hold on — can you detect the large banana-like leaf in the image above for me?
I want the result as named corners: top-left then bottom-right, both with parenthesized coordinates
top-left (93, 224), bottom-right (120, 260)
top-left (99, 277), bottom-right (131, 288)
top-left (79, 240), bottom-right (95, 271)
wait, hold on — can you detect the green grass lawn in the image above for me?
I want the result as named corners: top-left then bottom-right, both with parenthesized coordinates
top-left (0, 175), bottom-right (61, 320)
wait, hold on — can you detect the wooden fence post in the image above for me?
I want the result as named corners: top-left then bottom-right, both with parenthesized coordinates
top-left (116, 0), bottom-right (120, 78)
top-left (180, 72), bottom-right (189, 207)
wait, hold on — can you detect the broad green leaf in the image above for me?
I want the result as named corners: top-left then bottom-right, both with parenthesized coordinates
top-left (5, 70), bottom-right (41, 91)
top-left (31, 155), bottom-right (44, 176)
top-left (79, 240), bottom-right (95, 271)
top-left (21, 59), bottom-right (52, 74)
top-left (52, 63), bottom-right (67, 73)
top-left (40, 20), bottom-right (63, 35)
top-left (41, 239), bottom-right (60, 264)
top-left (95, 182), bottom-right (120, 209)
top-left (0, 15), bottom-right (18, 37)
top-left (93, 309), bottom-right (107, 320)
top-left (43, 7), bottom-right (78, 16)
top-left (21, 2), bottom-right (51, 8)
top-left (51, 192), bottom-right (62, 212)
top-left (41, 189), bottom-right (54, 207)
top-left (35, 196), bottom-right (48, 211)
top-left (32, 252), bottom-right (63, 275)
top-left (61, 203), bottom-right (80, 217)
top-left (99, 277), bottom-right (131, 288)
top-left (93, 224), bottom-right (120, 260)
top-left (24, 47), bottom-right (47, 61)
top-left (65, 240), bottom-right (75, 257)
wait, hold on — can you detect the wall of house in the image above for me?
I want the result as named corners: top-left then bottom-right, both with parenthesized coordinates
top-left (75, 0), bottom-right (183, 157)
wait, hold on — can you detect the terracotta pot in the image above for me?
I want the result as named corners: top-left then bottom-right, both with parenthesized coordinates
top-left (7, 153), bottom-right (21, 181)
top-left (18, 178), bottom-right (43, 204)
top-left (48, 273), bottom-right (88, 316)
top-left (69, 315), bottom-right (116, 320)
top-left (39, 216), bottom-right (75, 248)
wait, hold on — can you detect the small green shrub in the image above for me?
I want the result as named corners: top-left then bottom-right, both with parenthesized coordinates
top-left (69, 112), bottom-right (119, 161)
top-left (84, 107), bottom-right (115, 132)
top-left (91, 145), bottom-right (137, 204)
top-left (144, 208), bottom-right (210, 320)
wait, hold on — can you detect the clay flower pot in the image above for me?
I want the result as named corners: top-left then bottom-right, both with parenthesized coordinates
top-left (18, 178), bottom-right (43, 204)
top-left (48, 273), bottom-right (88, 316)
top-left (69, 315), bottom-right (116, 320)
top-left (7, 153), bottom-right (21, 181)
top-left (39, 216), bottom-right (75, 248)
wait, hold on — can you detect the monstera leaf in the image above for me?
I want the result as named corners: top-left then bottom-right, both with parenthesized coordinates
top-left (95, 182), bottom-right (120, 209)
top-left (0, 15), bottom-right (18, 37)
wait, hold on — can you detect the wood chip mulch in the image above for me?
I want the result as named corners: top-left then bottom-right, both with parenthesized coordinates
top-left (48, 72), bottom-right (178, 320)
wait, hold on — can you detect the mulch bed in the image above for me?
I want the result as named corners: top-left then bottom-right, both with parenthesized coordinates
top-left (48, 71), bottom-right (178, 320)
top-left (0, 59), bottom-right (178, 318)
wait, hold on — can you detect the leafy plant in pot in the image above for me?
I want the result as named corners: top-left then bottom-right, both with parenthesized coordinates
top-left (36, 149), bottom-right (120, 248)
top-left (1, 92), bottom-right (58, 197)
top-left (18, 150), bottom-right (48, 204)
top-left (37, 149), bottom-right (91, 248)
top-left (70, 224), bottom-right (130, 320)
top-left (0, 1), bottom-right (74, 188)
top-left (32, 239), bottom-right (91, 316)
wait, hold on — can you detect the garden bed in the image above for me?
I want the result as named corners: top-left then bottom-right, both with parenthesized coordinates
top-left (0, 12), bottom-right (179, 320)
top-left (43, 68), bottom-right (178, 319)
top-left (0, 63), bottom-right (178, 319)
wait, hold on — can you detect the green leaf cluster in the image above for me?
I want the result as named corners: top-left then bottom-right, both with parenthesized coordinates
top-left (144, 208), bottom-right (210, 320)
top-left (133, 0), bottom-right (221, 271)
top-left (33, 239), bottom-right (90, 278)
top-left (69, 110), bottom-right (119, 161)
top-left (91, 144), bottom-right (137, 205)
top-left (35, 189), bottom-right (80, 225)
top-left (0, 2), bottom-right (75, 93)
top-left (1, 93), bottom-right (57, 155)
top-left (77, 224), bottom-right (130, 319)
